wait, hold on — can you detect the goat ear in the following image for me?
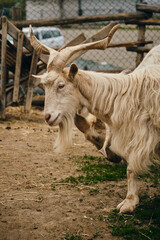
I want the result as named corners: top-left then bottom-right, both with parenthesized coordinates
top-left (68, 64), bottom-right (78, 81)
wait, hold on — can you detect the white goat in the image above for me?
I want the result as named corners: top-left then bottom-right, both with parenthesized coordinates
top-left (30, 24), bottom-right (160, 213)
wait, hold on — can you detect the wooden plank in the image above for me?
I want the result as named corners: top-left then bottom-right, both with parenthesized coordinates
top-left (7, 18), bottom-right (20, 41)
top-left (136, 3), bottom-right (160, 13)
top-left (127, 46), bottom-right (152, 53)
top-left (12, 7), bottom-right (22, 21)
top-left (108, 40), bottom-right (152, 48)
top-left (25, 50), bottom-right (39, 112)
top-left (126, 18), bottom-right (160, 25)
top-left (0, 17), bottom-right (7, 119)
top-left (7, 19), bottom-right (33, 52)
top-left (13, 12), bottom-right (147, 28)
top-left (13, 31), bottom-right (24, 102)
top-left (23, 34), bottom-right (33, 52)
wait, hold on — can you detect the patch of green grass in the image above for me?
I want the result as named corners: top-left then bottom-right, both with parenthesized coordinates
top-left (63, 234), bottom-right (83, 240)
top-left (79, 160), bottom-right (126, 184)
top-left (107, 194), bottom-right (160, 240)
top-left (82, 155), bottom-right (102, 161)
top-left (60, 155), bottom-right (160, 186)
top-left (62, 176), bottom-right (79, 184)
top-left (61, 159), bottom-right (126, 185)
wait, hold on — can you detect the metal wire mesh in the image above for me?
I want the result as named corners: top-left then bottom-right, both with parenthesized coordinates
top-left (1, 0), bottom-right (160, 71)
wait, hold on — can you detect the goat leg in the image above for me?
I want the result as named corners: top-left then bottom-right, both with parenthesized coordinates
top-left (117, 166), bottom-right (139, 213)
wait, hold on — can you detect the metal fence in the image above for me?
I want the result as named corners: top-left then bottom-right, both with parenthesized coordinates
top-left (1, 0), bottom-right (160, 71)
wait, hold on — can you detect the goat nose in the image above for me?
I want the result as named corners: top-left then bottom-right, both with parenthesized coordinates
top-left (45, 113), bottom-right (51, 122)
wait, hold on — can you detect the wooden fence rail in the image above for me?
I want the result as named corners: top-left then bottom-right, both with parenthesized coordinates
top-left (136, 3), bottom-right (160, 13)
top-left (11, 12), bottom-right (149, 28)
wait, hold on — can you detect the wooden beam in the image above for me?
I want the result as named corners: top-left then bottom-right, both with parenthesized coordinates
top-left (108, 40), bottom-right (152, 48)
top-left (136, 25), bottom-right (146, 67)
top-left (12, 7), bottom-right (22, 21)
top-left (7, 18), bottom-right (20, 40)
top-left (0, 17), bottom-right (7, 119)
top-left (13, 31), bottom-right (24, 103)
top-left (7, 19), bottom-right (33, 52)
top-left (126, 18), bottom-right (160, 25)
top-left (25, 50), bottom-right (39, 112)
top-left (136, 3), bottom-right (160, 13)
top-left (127, 46), bottom-right (152, 53)
top-left (13, 12), bottom-right (147, 28)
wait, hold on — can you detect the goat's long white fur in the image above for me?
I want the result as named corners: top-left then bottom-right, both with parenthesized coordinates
top-left (84, 66), bottom-right (160, 174)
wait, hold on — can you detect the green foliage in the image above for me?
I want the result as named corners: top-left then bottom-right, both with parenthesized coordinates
top-left (107, 195), bottom-right (160, 240)
top-left (0, 0), bottom-right (26, 20)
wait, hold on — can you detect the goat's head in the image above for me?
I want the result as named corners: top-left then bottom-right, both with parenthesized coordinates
top-left (34, 66), bottom-right (79, 127)
top-left (30, 23), bottom-right (119, 151)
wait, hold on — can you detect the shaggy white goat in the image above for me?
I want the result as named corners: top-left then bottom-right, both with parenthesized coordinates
top-left (30, 24), bottom-right (160, 213)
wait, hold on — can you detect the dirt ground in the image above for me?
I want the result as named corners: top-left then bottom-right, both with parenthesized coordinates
top-left (0, 106), bottom-right (159, 240)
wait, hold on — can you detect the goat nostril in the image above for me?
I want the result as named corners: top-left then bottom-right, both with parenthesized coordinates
top-left (45, 113), bottom-right (51, 122)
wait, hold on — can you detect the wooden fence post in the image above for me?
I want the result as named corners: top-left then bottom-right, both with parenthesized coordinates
top-left (24, 50), bottom-right (39, 113)
top-left (12, 7), bottom-right (22, 22)
top-left (12, 31), bottom-right (24, 103)
top-left (136, 25), bottom-right (146, 66)
top-left (0, 17), bottom-right (8, 119)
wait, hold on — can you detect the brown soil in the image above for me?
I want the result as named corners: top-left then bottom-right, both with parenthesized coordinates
top-left (0, 106), bottom-right (158, 240)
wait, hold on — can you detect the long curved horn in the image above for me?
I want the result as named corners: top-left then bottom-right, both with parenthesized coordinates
top-left (29, 25), bottom-right (57, 55)
top-left (29, 25), bottom-right (59, 69)
top-left (50, 24), bottom-right (120, 72)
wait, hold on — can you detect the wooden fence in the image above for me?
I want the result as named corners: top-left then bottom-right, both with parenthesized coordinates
top-left (0, 3), bottom-right (160, 119)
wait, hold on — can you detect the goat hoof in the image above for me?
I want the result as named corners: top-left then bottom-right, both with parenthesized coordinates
top-left (116, 196), bottom-right (139, 214)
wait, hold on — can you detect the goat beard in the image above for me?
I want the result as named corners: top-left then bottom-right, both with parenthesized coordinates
top-left (54, 113), bottom-right (74, 153)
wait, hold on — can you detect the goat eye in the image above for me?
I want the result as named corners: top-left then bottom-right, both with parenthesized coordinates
top-left (58, 83), bottom-right (65, 90)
